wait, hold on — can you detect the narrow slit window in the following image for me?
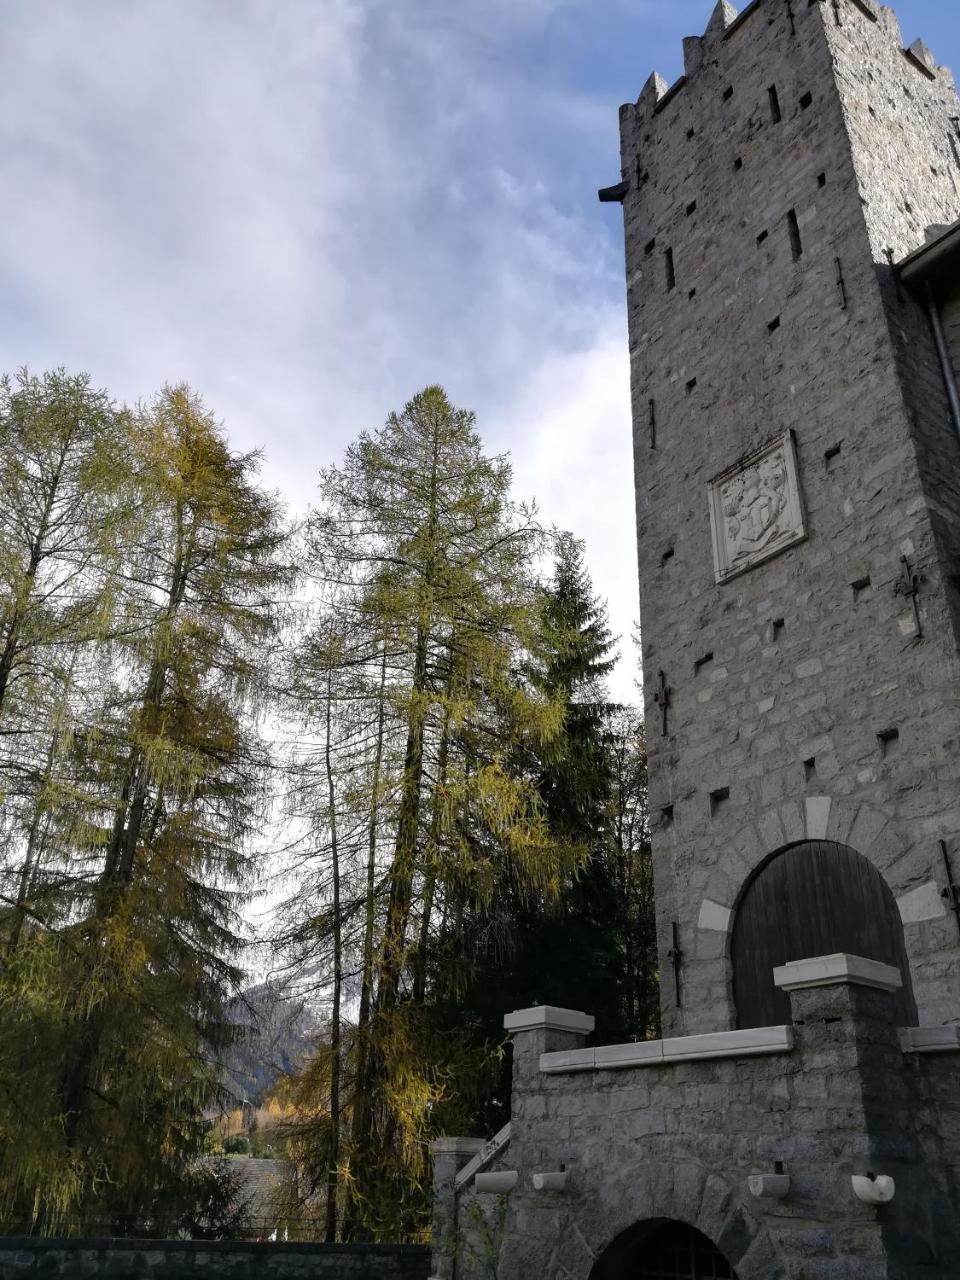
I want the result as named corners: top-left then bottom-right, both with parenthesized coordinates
top-left (645, 238), bottom-right (656, 255)
top-left (772, 617), bottom-right (785, 640)
top-left (694, 652), bottom-right (714, 675)
top-left (768, 84), bottom-right (782, 123)
top-left (710, 787), bottom-right (730, 816)
top-left (803, 758), bottom-right (816, 781)
top-left (787, 208), bottom-right (803, 260)
top-left (686, 200), bottom-right (697, 216)
top-left (661, 804), bottom-right (675, 827)
top-left (818, 171), bottom-right (827, 188)
top-left (799, 91), bottom-right (813, 111)
top-left (687, 127), bottom-right (695, 139)
top-left (835, 257), bottom-right (848, 309)
top-left (686, 376), bottom-right (697, 393)
top-left (851, 575), bottom-right (872, 600)
top-left (661, 547), bottom-right (675, 564)
top-left (723, 86), bottom-right (734, 101)
top-left (734, 156), bottom-right (744, 171)
top-left (665, 247), bottom-right (676, 291)
top-left (689, 288), bottom-right (697, 299)
top-left (767, 316), bottom-right (781, 333)
top-left (757, 229), bottom-right (769, 246)
top-left (824, 443), bottom-right (842, 468)
top-left (878, 727), bottom-right (900, 757)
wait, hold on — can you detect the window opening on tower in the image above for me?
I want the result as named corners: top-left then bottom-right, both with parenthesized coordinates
top-left (787, 209), bottom-right (803, 260)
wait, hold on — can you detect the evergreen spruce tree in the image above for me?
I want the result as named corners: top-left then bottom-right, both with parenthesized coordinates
top-left (439, 535), bottom-right (658, 1132)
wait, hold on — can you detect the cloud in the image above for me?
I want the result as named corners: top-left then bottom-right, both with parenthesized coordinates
top-left (504, 322), bottom-right (639, 702)
top-left (0, 0), bottom-right (638, 694)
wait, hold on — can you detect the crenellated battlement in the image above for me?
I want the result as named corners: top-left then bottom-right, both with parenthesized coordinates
top-left (621, 0), bottom-right (951, 134)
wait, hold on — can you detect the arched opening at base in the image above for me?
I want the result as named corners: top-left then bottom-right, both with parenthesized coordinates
top-left (590, 1220), bottom-right (738, 1280)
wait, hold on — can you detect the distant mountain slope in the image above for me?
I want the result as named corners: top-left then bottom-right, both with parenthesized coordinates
top-left (222, 980), bottom-right (324, 1103)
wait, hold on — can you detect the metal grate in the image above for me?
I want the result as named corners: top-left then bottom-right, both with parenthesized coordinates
top-left (635, 1224), bottom-right (735, 1279)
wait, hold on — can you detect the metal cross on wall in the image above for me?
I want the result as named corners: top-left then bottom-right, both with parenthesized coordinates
top-left (668, 921), bottom-right (683, 1008)
top-left (941, 840), bottom-right (960, 941)
top-left (893, 554), bottom-right (926, 639)
top-left (654, 669), bottom-right (672, 736)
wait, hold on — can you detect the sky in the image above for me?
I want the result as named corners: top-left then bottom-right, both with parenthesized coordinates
top-left (1, 0), bottom-right (959, 703)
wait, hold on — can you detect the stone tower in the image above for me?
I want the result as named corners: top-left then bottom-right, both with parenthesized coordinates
top-left (616, 0), bottom-right (960, 1041)
top-left (430, 3), bottom-right (960, 1277)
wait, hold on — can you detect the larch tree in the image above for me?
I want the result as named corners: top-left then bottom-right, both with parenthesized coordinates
top-left (275, 387), bottom-right (573, 1240)
top-left (0, 369), bottom-right (129, 950)
top-left (0, 384), bottom-right (290, 1234)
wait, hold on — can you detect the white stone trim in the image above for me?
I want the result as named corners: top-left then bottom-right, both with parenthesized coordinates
top-left (773, 952), bottom-right (902, 992)
top-left (474, 1171), bottom-right (518, 1194)
top-left (661, 1026), bottom-right (793, 1060)
top-left (597, 1040), bottom-right (665, 1068)
top-left (898, 1026), bottom-right (960, 1054)
top-left (804, 795), bottom-right (832, 839)
top-left (539, 1026), bottom-right (793, 1074)
top-left (503, 1005), bottom-right (595, 1035)
top-left (433, 1136), bottom-right (486, 1158)
top-left (454, 1123), bottom-right (512, 1189)
top-left (697, 898), bottom-right (733, 933)
top-left (897, 881), bottom-right (947, 925)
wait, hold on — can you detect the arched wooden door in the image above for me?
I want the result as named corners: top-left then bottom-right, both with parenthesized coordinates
top-left (590, 1221), bottom-right (737, 1279)
top-left (731, 840), bottom-right (917, 1028)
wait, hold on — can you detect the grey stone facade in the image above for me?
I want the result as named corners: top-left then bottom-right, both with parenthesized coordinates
top-left (624, 0), bottom-right (960, 1037)
top-left (431, 0), bottom-right (960, 1276)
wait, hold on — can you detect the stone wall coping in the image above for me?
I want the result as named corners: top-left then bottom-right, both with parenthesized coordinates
top-left (773, 952), bottom-right (902, 992)
top-left (539, 1025), bottom-right (793, 1075)
top-left (899, 1025), bottom-right (960, 1053)
top-left (454, 1123), bottom-right (512, 1189)
top-left (431, 1136), bottom-right (487, 1157)
top-left (503, 1005), bottom-right (595, 1035)
top-left (0, 1237), bottom-right (431, 1257)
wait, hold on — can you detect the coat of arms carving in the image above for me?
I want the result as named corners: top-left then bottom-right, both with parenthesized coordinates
top-left (708, 433), bottom-right (806, 583)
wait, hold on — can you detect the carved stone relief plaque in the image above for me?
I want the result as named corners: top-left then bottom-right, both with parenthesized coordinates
top-left (708, 433), bottom-right (806, 583)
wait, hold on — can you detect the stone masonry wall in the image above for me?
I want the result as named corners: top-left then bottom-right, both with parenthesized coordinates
top-left (617, 0), bottom-right (960, 1036)
top-left (0, 1240), bottom-right (431, 1279)
top-left (827, 1), bottom-right (960, 755)
top-left (472, 990), bottom-right (960, 1280)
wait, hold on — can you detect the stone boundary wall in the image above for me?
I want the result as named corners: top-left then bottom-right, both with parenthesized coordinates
top-left (0, 1237), bottom-right (432, 1278)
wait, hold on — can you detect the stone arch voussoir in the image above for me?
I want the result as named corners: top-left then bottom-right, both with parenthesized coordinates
top-left (563, 1162), bottom-right (786, 1280)
top-left (696, 796), bottom-right (906, 939)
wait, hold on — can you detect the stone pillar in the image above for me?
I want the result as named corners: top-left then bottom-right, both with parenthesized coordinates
top-left (773, 952), bottom-right (908, 1276)
top-left (503, 1005), bottom-right (595, 1095)
top-left (430, 1137), bottom-right (485, 1280)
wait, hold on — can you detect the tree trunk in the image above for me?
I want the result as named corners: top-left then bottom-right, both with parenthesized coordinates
top-left (0, 461), bottom-right (62, 719)
top-left (412, 705), bottom-right (450, 1004)
top-left (347, 641), bottom-right (388, 1217)
top-left (324, 671), bottom-right (343, 1244)
top-left (376, 621), bottom-right (428, 1017)
top-left (5, 728), bottom-right (59, 956)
